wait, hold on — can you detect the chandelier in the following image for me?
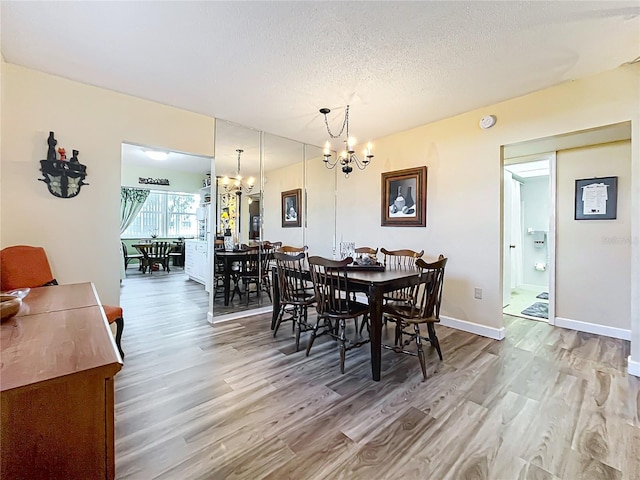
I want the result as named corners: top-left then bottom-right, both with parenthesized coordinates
top-left (221, 149), bottom-right (254, 194)
top-left (319, 105), bottom-right (373, 177)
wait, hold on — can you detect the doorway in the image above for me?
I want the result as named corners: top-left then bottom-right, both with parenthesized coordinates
top-left (120, 141), bottom-right (213, 298)
top-left (503, 157), bottom-right (552, 321)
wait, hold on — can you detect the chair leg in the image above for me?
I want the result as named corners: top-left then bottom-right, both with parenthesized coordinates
top-left (264, 278), bottom-right (272, 302)
top-left (273, 305), bottom-right (286, 337)
top-left (291, 306), bottom-right (296, 332)
top-left (339, 319), bottom-right (346, 374)
top-left (114, 317), bottom-right (125, 360)
top-left (427, 323), bottom-right (443, 361)
top-left (295, 316), bottom-right (301, 352)
top-left (414, 324), bottom-right (427, 380)
top-left (395, 321), bottom-right (403, 346)
top-left (306, 318), bottom-right (320, 357)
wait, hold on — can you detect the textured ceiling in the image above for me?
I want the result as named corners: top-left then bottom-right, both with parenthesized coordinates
top-left (2, 1), bottom-right (639, 167)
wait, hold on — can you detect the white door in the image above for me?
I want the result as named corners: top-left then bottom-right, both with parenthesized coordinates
top-left (503, 170), bottom-right (513, 307)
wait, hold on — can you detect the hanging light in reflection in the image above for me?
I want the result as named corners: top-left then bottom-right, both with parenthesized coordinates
top-left (221, 149), bottom-right (255, 194)
top-left (319, 105), bottom-right (373, 178)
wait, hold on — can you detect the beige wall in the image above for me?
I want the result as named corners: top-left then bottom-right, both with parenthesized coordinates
top-left (1, 64), bottom-right (215, 305)
top-left (556, 142), bottom-right (631, 329)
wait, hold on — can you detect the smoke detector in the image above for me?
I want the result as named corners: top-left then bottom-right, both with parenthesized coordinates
top-left (479, 115), bottom-right (497, 129)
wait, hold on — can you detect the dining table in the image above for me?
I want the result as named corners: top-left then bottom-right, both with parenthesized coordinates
top-left (271, 264), bottom-right (425, 381)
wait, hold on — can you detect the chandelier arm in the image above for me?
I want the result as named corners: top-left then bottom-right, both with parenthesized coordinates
top-left (323, 159), bottom-right (338, 169)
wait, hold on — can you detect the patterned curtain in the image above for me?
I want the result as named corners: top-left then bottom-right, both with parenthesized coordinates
top-left (120, 187), bottom-right (150, 234)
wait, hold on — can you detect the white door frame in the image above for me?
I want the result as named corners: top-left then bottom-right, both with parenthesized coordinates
top-left (547, 152), bottom-right (557, 325)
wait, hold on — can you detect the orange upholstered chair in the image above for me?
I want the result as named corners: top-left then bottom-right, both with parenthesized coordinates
top-left (0, 245), bottom-right (125, 358)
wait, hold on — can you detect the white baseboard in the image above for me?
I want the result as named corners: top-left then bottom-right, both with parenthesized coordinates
top-left (628, 357), bottom-right (640, 377)
top-left (208, 306), bottom-right (273, 325)
top-left (555, 316), bottom-right (631, 341)
top-left (440, 315), bottom-right (505, 340)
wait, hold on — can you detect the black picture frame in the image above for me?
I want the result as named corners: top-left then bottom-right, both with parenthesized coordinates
top-left (281, 188), bottom-right (302, 227)
top-left (381, 166), bottom-right (427, 227)
top-left (574, 176), bottom-right (618, 220)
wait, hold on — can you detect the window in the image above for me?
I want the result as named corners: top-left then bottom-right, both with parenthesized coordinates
top-left (122, 190), bottom-right (199, 238)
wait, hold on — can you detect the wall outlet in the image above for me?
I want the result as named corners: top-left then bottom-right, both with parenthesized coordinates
top-left (474, 287), bottom-right (482, 300)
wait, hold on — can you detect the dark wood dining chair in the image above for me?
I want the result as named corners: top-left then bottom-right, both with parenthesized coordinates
top-left (168, 241), bottom-right (185, 267)
top-left (382, 255), bottom-right (447, 380)
top-left (269, 241), bottom-right (283, 250)
top-left (272, 251), bottom-right (316, 351)
top-left (380, 247), bottom-right (425, 303)
top-left (122, 242), bottom-right (144, 270)
top-left (0, 245), bottom-right (125, 359)
top-left (144, 241), bottom-right (172, 273)
top-left (380, 247), bottom-right (423, 268)
top-left (278, 245), bottom-right (308, 254)
top-left (355, 246), bottom-right (378, 256)
top-left (236, 242), bottom-right (274, 305)
top-left (307, 255), bottom-right (370, 373)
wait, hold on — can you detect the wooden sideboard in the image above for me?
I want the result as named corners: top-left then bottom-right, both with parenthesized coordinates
top-left (1, 282), bottom-right (123, 479)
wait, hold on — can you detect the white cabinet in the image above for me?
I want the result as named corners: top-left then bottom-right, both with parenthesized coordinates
top-left (185, 239), bottom-right (210, 291)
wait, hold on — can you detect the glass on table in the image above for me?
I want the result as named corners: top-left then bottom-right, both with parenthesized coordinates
top-left (339, 242), bottom-right (356, 261)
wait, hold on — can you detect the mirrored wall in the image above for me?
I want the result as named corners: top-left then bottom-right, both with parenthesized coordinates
top-left (212, 120), bottom-right (335, 318)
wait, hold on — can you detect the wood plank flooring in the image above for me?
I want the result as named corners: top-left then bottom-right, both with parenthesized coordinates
top-left (116, 272), bottom-right (640, 479)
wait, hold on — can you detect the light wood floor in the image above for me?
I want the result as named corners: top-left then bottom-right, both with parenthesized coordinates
top-left (116, 273), bottom-right (640, 479)
top-left (122, 266), bottom-right (272, 316)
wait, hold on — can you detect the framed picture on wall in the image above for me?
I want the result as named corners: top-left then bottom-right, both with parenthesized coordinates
top-left (281, 188), bottom-right (302, 227)
top-left (574, 176), bottom-right (617, 220)
top-left (381, 166), bottom-right (427, 227)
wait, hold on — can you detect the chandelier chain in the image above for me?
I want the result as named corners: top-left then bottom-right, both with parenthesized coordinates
top-left (323, 105), bottom-right (349, 138)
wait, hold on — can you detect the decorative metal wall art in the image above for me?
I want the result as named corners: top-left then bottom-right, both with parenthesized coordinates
top-left (138, 177), bottom-right (170, 186)
top-left (39, 132), bottom-right (89, 198)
